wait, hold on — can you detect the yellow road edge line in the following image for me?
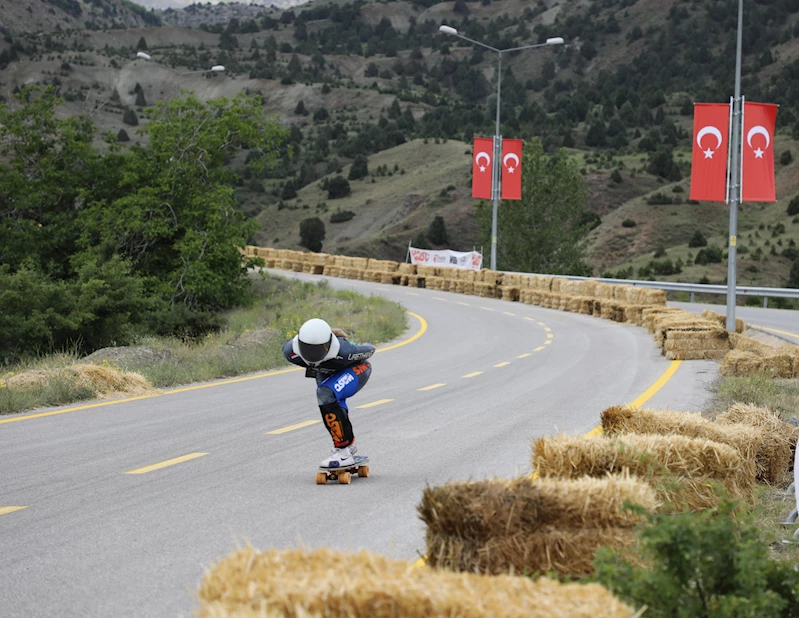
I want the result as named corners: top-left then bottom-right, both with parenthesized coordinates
top-left (494, 362), bottom-right (511, 367)
top-left (418, 383), bottom-right (446, 391)
top-left (124, 452), bottom-right (209, 475)
top-left (411, 556), bottom-right (426, 569)
top-left (517, 353), bottom-right (532, 358)
top-left (1, 312), bottom-right (427, 425)
top-left (462, 371), bottom-right (483, 378)
top-left (266, 419), bottom-right (321, 435)
top-left (752, 325), bottom-right (799, 341)
top-left (534, 346), bottom-right (545, 352)
top-left (0, 506), bottom-right (27, 516)
top-left (355, 399), bottom-right (394, 409)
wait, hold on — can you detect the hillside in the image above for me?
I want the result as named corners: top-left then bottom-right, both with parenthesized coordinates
top-left (1, 0), bottom-right (799, 288)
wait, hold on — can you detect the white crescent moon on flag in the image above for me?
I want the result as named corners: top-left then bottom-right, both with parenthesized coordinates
top-left (475, 151), bottom-right (490, 166)
top-left (503, 153), bottom-right (519, 168)
top-left (747, 125), bottom-right (770, 149)
top-left (696, 126), bottom-right (723, 150)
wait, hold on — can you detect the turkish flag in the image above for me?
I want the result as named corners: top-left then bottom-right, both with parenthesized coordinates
top-left (689, 103), bottom-right (730, 203)
top-left (472, 137), bottom-right (493, 199)
top-left (741, 101), bottom-right (778, 203)
top-left (500, 138), bottom-right (523, 200)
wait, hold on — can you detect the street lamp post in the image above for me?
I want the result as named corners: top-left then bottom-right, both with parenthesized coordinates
top-left (136, 51), bottom-right (225, 75)
top-left (439, 25), bottom-right (563, 271)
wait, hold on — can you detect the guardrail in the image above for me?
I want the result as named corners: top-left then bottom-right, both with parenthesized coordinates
top-left (515, 273), bottom-right (799, 308)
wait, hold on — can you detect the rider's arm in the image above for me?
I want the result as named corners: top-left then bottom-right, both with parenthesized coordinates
top-left (336, 339), bottom-right (376, 364)
top-left (282, 338), bottom-right (308, 368)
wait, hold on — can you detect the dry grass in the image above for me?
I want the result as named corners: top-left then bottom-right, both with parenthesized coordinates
top-left (196, 546), bottom-right (637, 618)
top-left (5, 364), bottom-right (154, 398)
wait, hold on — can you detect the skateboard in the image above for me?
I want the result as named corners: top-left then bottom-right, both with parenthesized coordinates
top-left (316, 455), bottom-right (370, 485)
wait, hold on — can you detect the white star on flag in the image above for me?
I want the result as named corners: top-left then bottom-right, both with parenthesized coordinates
top-left (507, 166), bottom-right (515, 173)
top-left (479, 166), bottom-right (486, 172)
top-left (703, 148), bottom-right (714, 159)
top-left (754, 148), bottom-right (764, 159)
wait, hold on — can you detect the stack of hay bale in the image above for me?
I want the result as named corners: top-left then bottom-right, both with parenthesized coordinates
top-left (196, 546), bottom-right (637, 618)
top-left (722, 332), bottom-right (799, 378)
top-left (532, 432), bottom-right (756, 513)
top-left (644, 308), bottom-right (732, 360)
top-left (419, 474), bottom-right (656, 576)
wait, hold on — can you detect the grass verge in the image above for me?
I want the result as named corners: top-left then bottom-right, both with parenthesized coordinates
top-left (0, 273), bottom-right (407, 415)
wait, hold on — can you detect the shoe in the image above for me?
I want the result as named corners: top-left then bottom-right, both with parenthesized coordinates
top-left (348, 441), bottom-right (357, 456)
top-left (321, 446), bottom-right (355, 468)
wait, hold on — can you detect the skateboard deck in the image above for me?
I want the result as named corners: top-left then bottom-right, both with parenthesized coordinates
top-left (316, 455), bottom-right (369, 485)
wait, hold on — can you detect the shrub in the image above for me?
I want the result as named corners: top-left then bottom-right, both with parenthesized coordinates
top-left (622, 218), bottom-right (636, 228)
top-left (695, 244), bottom-right (723, 265)
top-left (299, 217), bottom-right (325, 252)
top-left (348, 154), bottom-right (368, 180)
top-left (326, 176), bottom-right (350, 199)
top-left (427, 216), bottom-right (448, 245)
top-left (780, 149), bottom-right (793, 165)
top-left (593, 500), bottom-right (799, 618)
top-left (688, 230), bottom-right (708, 248)
top-left (785, 195), bottom-right (799, 216)
top-left (329, 209), bottom-right (355, 223)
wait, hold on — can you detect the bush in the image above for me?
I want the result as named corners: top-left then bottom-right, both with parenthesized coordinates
top-left (688, 230), bottom-right (708, 248)
top-left (788, 195), bottom-right (799, 216)
top-left (122, 107), bottom-right (138, 126)
top-left (299, 217), bottom-right (325, 252)
top-left (593, 501), bottom-right (799, 618)
top-left (780, 149), bottom-right (793, 166)
top-left (695, 244), bottom-right (723, 265)
top-left (348, 154), bottom-right (368, 180)
top-left (329, 209), bottom-right (355, 223)
top-left (326, 175), bottom-right (350, 199)
top-left (622, 218), bottom-right (636, 228)
top-left (610, 168), bottom-right (623, 184)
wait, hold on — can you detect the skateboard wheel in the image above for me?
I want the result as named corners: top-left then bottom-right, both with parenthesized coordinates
top-left (357, 465), bottom-right (369, 478)
top-left (338, 471), bottom-right (351, 484)
top-left (316, 472), bottom-right (328, 485)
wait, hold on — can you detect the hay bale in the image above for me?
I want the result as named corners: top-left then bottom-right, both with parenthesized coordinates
top-left (720, 349), bottom-right (764, 376)
top-left (197, 547), bottom-right (637, 618)
top-left (728, 333), bottom-right (774, 355)
top-left (532, 433), bottom-right (755, 510)
top-left (716, 403), bottom-right (799, 484)
top-left (701, 309), bottom-right (745, 333)
top-left (600, 405), bottom-right (762, 462)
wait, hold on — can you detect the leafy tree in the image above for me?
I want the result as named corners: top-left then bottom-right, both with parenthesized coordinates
top-left (299, 217), bottom-right (325, 252)
top-left (648, 147), bottom-right (682, 181)
top-left (476, 138), bottom-right (592, 275)
top-left (427, 215), bottom-right (448, 245)
top-left (348, 154), bottom-right (368, 180)
top-left (327, 175), bottom-right (351, 199)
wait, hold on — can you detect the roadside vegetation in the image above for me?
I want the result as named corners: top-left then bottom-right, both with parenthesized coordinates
top-left (0, 274), bottom-right (407, 415)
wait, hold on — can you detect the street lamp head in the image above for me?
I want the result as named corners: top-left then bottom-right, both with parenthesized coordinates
top-left (439, 25), bottom-right (458, 36)
top-left (210, 65), bottom-right (225, 72)
top-left (545, 37), bottom-right (565, 45)
top-left (136, 51), bottom-right (152, 60)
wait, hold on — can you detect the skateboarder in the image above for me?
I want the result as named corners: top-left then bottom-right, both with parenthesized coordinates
top-left (282, 318), bottom-right (375, 468)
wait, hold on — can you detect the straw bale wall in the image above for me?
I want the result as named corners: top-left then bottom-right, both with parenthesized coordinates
top-left (716, 403), bottom-right (799, 484)
top-left (722, 334), bottom-right (799, 377)
top-left (197, 546), bottom-right (636, 618)
top-left (701, 309), bottom-right (745, 334)
top-left (532, 433), bottom-right (755, 511)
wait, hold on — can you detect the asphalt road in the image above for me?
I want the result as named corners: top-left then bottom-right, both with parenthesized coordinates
top-left (1, 271), bottom-right (776, 618)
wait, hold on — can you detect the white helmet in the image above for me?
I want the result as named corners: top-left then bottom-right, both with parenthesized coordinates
top-left (296, 318), bottom-right (339, 364)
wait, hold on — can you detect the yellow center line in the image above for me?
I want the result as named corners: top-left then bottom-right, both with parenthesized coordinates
top-left (480, 307), bottom-right (495, 312)
top-left (517, 353), bottom-right (532, 358)
top-left (462, 371), bottom-right (483, 378)
top-left (544, 340), bottom-right (552, 345)
top-left (124, 452), bottom-right (209, 475)
top-left (752, 325), bottom-right (799, 341)
top-left (524, 317), bottom-right (536, 322)
top-left (418, 383), bottom-right (446, 391)
top-left (1, 312), bottom-right (427, 426)
top-left (544, 327), bottom-right (552, 332)
top-left (534, 346), bottom-right (545, 352)
top-left (266, 419), bottom-right (320, 435)
top-left (433, 297), bottom-right (447, 301)
top-left (504, 311), bottom-right (516, 316)
top-left (355, 399), bottom-right (393, 409)
top-left (494, 362), bottom-right (511, 367)
top-left (0, 506), bottom-right (27, 516)
top-left (547, 333), bottom-right (554, 339)
top-left (455, 301), bottom-right (470, 306)
top-left (537, 322), bottom-right (546, 326)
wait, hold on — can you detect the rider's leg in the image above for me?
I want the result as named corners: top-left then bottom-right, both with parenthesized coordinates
top-left (316, 362), bottom-right (372, 449)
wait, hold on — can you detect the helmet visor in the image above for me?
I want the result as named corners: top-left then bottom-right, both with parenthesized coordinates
top-left (298, 335), bottom-right (332, 364)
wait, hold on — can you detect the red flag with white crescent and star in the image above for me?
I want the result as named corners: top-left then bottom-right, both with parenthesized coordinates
top-left (500, 138), bottom-right (523, 200)
top-left (689, 103), bottom-right (730, 203)
top-left (472, 137), bottom-right (493, 199)
top-left (741, 101), bottom-right (778, 203)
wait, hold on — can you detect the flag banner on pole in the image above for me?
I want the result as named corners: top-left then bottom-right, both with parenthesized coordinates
top-left (689, 103), bottom-right (730, 203)
top-left (471, 137), bottom-right (493, 199)
top-left (500, 138), bottom-right (523, 200)
top-left (408, 247), bottom-right (482, 270)
top-left (741, 101), bottom-right (778, 203)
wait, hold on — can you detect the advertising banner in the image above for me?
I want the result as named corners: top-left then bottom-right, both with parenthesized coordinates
top-left (408, 247), bottom-right (483, 270)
